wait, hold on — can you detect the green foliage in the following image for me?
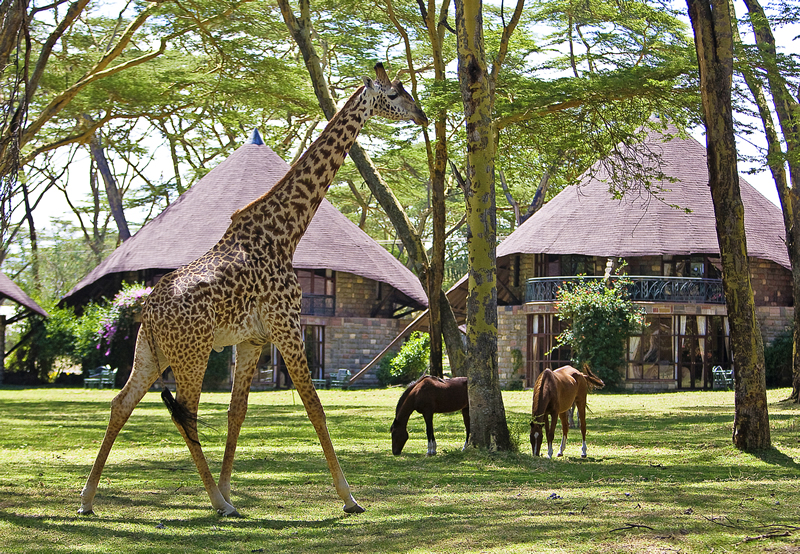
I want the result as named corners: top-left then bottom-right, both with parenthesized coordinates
top-left (4, 307), bottom-right (77, 383)
top-left (203, 346), bottom-right (232, 391)
top-left (554, 273), bottom-right (644, 388)
top-left (764, 327), bottom-right (793, 388)
top-left (376, 331), bottom-right (430, 386)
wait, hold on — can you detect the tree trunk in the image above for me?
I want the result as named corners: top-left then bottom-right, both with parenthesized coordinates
top-left (738, 0), bottom-right (800, 401)
top-left (89, 130), bottom-right (131, 241)
top-left (279, 0), bottom-right (467, 376)
top-left (455, 0), bottom-right (511, 451)
top-left (687, 0), bottom-right (770, 450)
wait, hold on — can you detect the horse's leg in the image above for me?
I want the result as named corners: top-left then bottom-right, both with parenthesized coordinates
top-left (272, 316), bottom-right (363, 513)
top-left (568, 402), bottom-right (579, 429)
top-left (577, 397), bottom-right (588, 458)
top-left (461, 407), bottom-right (470, 451)
top-left (545, 413), bottom-right (557, 459)
top-left (218, 341), bottom-right (261, 504)
top-left (557, 411), bottom-right (569, 457)
top-left (79, 329), bottom-right (163, 515)
top-left (423, 411), bottom-right (436, 456)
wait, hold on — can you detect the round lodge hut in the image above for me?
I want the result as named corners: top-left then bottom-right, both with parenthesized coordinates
top-left (445, 124), bottom-right (791, 391)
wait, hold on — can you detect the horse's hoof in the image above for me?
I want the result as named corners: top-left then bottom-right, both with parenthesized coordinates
top-left (344, 503), bottom-right (365, 514)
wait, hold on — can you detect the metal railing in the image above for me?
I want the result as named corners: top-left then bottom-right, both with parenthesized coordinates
top-left (525, 276), bottom-right (725, 304)
top-left (301, 294), bottom-right (335, 316)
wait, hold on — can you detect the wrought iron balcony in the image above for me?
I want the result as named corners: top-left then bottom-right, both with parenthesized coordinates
top-left (525, 276), bottom-right (725, 304)
top-left (301, 294), bottom-right (335, 316)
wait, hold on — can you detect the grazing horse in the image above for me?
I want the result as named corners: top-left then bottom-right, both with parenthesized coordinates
top-left (530, 365), bottom-right (604, 459)
top-left (390, 376), bottom-right (469, 456)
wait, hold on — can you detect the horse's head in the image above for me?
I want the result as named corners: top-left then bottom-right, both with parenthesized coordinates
top-left (530, 418), bottom-right (544, 457)
top-left (390, 420), bottom-right (409, 455)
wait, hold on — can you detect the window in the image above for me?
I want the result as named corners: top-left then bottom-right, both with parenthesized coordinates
top-left (626, 315), bottom-right (730, 389)
top-left (297, 269), bottom-right (335, 316)
top-left (526, 314), bottom-right (572, 386)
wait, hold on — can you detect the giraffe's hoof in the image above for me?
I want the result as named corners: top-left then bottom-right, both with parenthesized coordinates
top-left (217, 505), bottom-right (242, 518)
top-left (77, 507), bottom-right (95, 516)
top-left (343, 502), bottom-right (365, 514)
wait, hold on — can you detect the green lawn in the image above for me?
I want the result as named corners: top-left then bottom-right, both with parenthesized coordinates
top-left (0, 385), bottom-right (798, 553)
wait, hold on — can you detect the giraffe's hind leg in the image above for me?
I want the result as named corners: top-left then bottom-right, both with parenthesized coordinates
top-left (218, 341), bottom-right (261, 504)
top-left (79, 329), bottom-right (164, 515)
top-left (272, 317), bottom-right (364, 514)
top-left (169, 358), bottom-right (239, 517)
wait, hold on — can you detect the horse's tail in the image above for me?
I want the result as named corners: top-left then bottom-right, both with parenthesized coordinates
top-left (531, 369), bottom-right (552, 423)
top-left (580, 362), bottom-right (605, 390)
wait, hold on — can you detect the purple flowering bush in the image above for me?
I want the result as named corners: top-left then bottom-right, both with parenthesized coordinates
top-left (93, 283), bottom-right (151, 370)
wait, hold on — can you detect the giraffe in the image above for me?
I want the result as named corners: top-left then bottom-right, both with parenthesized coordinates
top-left (78, 63), bottom-right (428, 517)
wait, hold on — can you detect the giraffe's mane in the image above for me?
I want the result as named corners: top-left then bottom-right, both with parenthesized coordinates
top-left (230, 85), bottom-right (368, 223)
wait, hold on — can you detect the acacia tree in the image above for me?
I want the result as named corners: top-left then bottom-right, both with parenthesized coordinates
top-left (453, 0), bottom-right (516, 451)
top-left (687, 0), bottom-right (770, 450)
top-left (732, 0), bottom-right (800, 402)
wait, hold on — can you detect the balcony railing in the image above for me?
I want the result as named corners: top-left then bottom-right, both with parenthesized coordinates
top-left (301, 294), bottom-right (335, 316)
top-left (525, 276), bottom-right (725, 304)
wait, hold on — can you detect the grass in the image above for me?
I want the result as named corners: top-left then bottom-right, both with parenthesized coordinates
top-left (0, 386), bottom-right (798, 553)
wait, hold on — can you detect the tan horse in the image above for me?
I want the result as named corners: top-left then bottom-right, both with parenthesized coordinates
top-left (530, 365), bottom-right (604, 458)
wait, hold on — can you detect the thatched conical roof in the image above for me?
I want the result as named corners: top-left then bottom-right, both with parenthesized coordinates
top-left (0, 273), bottom-right (48, 317)
top-left (497, 125), bottom-right (789, 268)
top-left (62, 132), bottom-right (427, 308)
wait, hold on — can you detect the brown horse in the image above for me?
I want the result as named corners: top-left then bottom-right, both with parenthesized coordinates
top-left (390, 376), bottom-right (469, 456)
top-left (530, 365), bottom-right (604, 459)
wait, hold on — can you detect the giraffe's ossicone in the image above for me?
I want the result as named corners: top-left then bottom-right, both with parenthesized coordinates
top-left (78, 63), bottom-right (427, 517)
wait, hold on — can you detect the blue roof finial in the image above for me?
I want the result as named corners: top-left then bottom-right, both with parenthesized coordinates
top-left (246, 128), bottom-right (264, 145)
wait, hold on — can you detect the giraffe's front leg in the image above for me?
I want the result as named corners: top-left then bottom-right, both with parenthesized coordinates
top-left (218, 342), bottom-right (261, 504)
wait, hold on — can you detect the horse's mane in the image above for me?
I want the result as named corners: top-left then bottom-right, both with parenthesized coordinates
top-left (394, 378), bottom-right (422, 416)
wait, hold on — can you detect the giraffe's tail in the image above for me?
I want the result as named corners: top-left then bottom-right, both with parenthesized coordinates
top-left (161, 389), bottom-right (201, 445)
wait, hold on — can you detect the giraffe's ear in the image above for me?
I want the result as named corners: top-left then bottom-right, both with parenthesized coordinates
top-left (362, 76), bottom-right (373, 88)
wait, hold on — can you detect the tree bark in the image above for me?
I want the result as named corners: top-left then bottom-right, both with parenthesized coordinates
top-left (89, 130), bottom-right (131, 242)
top-left (455, 0), bottom-right (511, 451)
top-left (738, 0), bottom-right (800, 401)
top-left (687, 0), bottom-right (771, 450)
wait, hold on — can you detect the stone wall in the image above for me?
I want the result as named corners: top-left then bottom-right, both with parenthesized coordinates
top-left (756, 306), bottom-right (794, 346)
top-left (301, 314), bottom-right (409, 387)
top-left (335, 272), bottom-right (377, 318)
top-left (750, 259), bottom-right (793, 307)
top-left (497, 305), bottom-right (528, 385)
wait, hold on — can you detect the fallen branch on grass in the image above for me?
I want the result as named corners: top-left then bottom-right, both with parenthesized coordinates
top-left (610, 523), bottom-right (654, 533)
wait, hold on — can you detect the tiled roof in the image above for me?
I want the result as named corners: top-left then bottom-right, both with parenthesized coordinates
top-left (497, 125), bottom-right (789, 268)
top-left (63, 139), bottom-right (427, 306)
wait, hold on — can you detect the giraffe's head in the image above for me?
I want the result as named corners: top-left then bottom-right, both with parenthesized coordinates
top-left (362, 63), bottom-right (428, 126)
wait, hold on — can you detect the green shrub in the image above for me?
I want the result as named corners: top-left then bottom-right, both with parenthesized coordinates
top-left (5, 307), bottom-right (77, 383)
top-left (204, 346), bottom-right (232, 390)
top-left (765, 327), bottom-right (793, 388)
top-left (376, 331), bottom-right (430, 386)
top-left (554, 272), bottom-right (644, 388)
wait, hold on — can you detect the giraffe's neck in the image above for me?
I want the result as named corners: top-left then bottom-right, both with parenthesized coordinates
top-left (231, 87), bottom-right (370, 253)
